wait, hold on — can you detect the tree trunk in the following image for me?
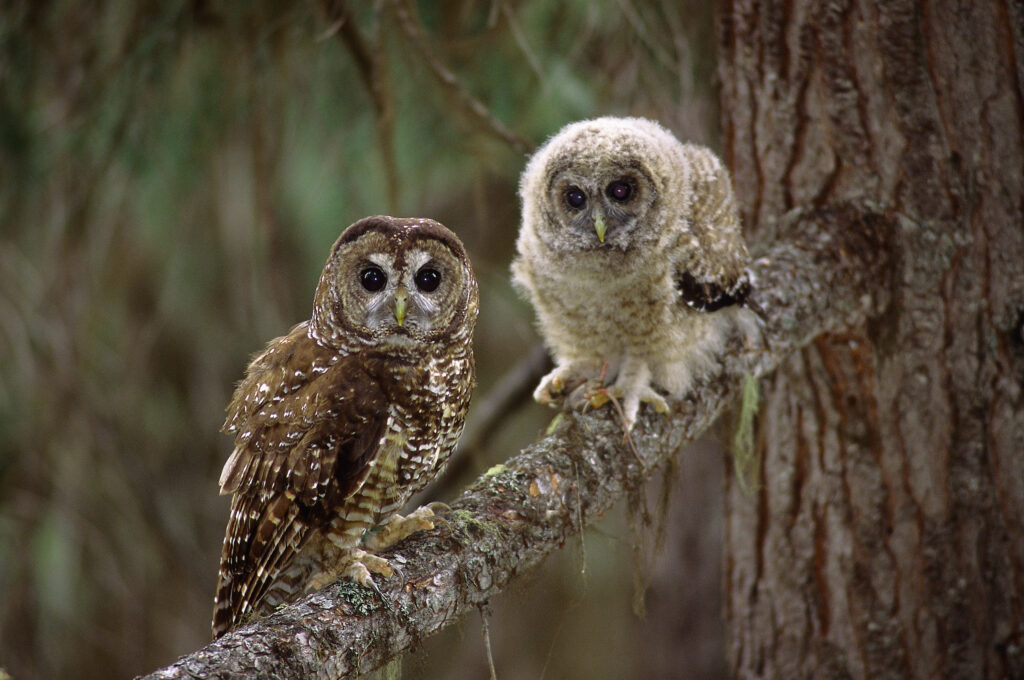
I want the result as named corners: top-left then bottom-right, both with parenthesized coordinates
top-left (718, 2), bottom-right (1024, 679)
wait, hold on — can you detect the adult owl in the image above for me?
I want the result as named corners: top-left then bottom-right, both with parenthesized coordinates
top-left (212, 216), bottom-right (478, 638)
top-left (512, 117), bottom-right (757, 430)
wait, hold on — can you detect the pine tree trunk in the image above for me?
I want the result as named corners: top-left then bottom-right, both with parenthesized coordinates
top-left (718, 2), bottom-right (1024, 678)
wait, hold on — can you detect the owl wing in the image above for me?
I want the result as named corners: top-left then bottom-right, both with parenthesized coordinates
top-left (676, 269), bottom-right (752, 312)
top-left (212, 323), bottom-right (389, 637)
top-left (671, 144), bottom-right (757, 313)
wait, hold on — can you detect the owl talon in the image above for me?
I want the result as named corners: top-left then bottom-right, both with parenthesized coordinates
top-left (425, 501), bottom-right (451, 515)
top-left (621, 387), bottom-right (670, 429)
top-left (362, 573), bottom-right (396, 613)
top-left (363, 507), bottom-right (436, 551)
top-left (348, 549), bottom-right (395, 578)
top-left (640, 388), bottom-right (670, 415)
top-left (583, 381), bottom-right (669, 431)
top-left (344, 551), bottom-right (400, 611)
top-left (389, 562), bottom-right (407, 591)
top-left (534, 375), bottom-right (567, 404)
top-left (534, 365), bottom-right (591, 404)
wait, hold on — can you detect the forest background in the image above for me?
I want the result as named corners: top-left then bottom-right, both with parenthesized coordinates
top-left (0, 2), bottom-right (729, 678)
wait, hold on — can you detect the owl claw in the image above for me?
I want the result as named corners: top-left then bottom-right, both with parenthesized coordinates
top-left (640, 388), bottom-right (670, 415)
top-left (424, 501), bottom-right (451, 515)
top-left (534, 373), bottom-right (567, 404)
top-left (333, 548), bottom-right (404, 612)
top-left (534, 365), bottom-right (589, 404)
top-left (423, 502), bottom-right (454, 534)
top-left (346, 549), bottom-right (395, 579)
top-left (363, 507), bottom-right (436, 551)
top-left (586, 383), bottom-right (670, 431)
top-left (361, 572), bottom-right (396, 613)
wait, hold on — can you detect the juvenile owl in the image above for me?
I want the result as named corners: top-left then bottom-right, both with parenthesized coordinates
top-left (212, 216), bottom-right (478, 638)
top-left (512, 117), bottom-right (757, 430)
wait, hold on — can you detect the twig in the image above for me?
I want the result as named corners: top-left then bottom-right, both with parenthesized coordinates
top-left (318, 0), bottom-right (400, 211)
top-left (480, 604), bottom-right (499, 680)
top-left (389, 0), bottom-right (535, 155)
top-left (615, 0), bottom-right (679, 74)
top-left (499, 2), bottom-right (545, 82)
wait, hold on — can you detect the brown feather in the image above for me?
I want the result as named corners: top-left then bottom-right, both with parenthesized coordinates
top-left (212, 324), bottom-right (393, 636)
top-left (211, 217), bottom-right (478, 638)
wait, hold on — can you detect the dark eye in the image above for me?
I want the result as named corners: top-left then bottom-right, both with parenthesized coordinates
top-left (565, 186), bottom-right (587, 209)
top-left (414, 267), bottom-right (441, 292)
top-left (360, 267), bottom-right (387, 292)
top-left (606, 180), bottom-right (632, 202)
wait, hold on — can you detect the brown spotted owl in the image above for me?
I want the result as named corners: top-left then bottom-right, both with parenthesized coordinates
top-left (211, 216), bottom-right (478, 638)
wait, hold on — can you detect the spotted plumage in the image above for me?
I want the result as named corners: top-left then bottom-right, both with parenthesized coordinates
top-left (512, 117), bottom-right (759, 430)
top-left (212, 216), bottom-right (478, 638)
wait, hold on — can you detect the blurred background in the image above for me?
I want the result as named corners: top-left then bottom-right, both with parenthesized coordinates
top-left (0, 1), bottom-right (730, 677)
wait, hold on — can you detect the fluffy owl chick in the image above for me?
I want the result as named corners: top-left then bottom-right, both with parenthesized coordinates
top-left (512, 117), bottom-right (757, 430)
top-left (212, 216), bottom-right (478, 638)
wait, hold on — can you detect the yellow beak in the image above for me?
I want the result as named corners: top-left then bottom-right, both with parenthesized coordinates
top-left (394, 286), bottom-right (408, 326)
top-left (594, 213), bottom-right (607, 243)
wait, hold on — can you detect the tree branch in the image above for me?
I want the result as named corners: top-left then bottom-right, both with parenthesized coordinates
top-left (138, 204), bottom-right (897, 680)
top-left (317, 0), bottom-right (400, 212)
top-left (389, 0), bottom-right (536, 155)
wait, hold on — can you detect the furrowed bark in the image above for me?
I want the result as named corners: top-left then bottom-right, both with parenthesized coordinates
top-left (139, 204), bottom-right (896, 680)
top-left (719, 2), bottom-right (1024, 678)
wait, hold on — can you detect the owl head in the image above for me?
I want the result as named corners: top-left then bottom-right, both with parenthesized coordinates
top-left (311, 216), bottom-right (478, 349)
top-left (519, 117), bottom-right (692, 254)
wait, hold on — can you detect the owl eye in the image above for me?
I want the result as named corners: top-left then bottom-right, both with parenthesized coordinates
top-left (606, 180), bottom-right (632, 202)
top-left (414, 267), bottom-right (442, 292)
top-left (565, 186), bottom-right (587, 209)
top-left (360, 267), bottom-right (387, 292)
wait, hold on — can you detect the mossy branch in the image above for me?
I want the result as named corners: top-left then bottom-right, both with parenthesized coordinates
top-left (138, 204), bottom-right (897, 680)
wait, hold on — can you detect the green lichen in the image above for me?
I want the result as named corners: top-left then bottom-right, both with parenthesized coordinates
top-left (449, 509), bottom-right (502, 542)
top-left (545, 412), bottom-right (565, 435)
top-left (483, 463), bottom-right (507, 478)
top-left (338, 581), bottom-right (385, 617)
top-left (732, 373), bottom-right (762, 494)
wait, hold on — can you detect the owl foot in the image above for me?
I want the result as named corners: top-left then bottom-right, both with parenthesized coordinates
top-left (585, 355), bottom-right (669, 431)
top-left (534, 366), bottom-right (576, 404)
top-left (615, 357), bottom-right (669, 430)
top-left (363, 506), bottom-right (436, 552)
top-left (308, 547), bottom-right (395, 594)
top-left (339, 550), bottom-right (399, 610)
top-left (587, 383), bottom-right (669, 431)
top-left (534, 362), bottom-right (601, 404)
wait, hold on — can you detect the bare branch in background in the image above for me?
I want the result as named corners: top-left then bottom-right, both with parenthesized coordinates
top-left (390, 0), bottom-right (536, 155)
top-left (615, 0), bottom-right (679, 75)
top-left (318, 0), bottom-right (400, 211)
top-left (498, 2), bottom-right (545, 82)
top-left (138, 203), bottom-right (897, 680)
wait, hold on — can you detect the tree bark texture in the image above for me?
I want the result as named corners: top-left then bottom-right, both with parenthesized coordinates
top-left (139, 206), bottom-right (895, 679)
top-left (718, 2), bottom-right (1024, 679)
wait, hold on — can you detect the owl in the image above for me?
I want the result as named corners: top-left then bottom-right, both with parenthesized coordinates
top-left (512, 117), bottom-right (757, 430)
top-left (212, 216), bottom-right (478, 638)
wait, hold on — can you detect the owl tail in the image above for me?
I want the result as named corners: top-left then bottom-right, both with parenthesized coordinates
top-left (211, 567), bottom-right (236, 639)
